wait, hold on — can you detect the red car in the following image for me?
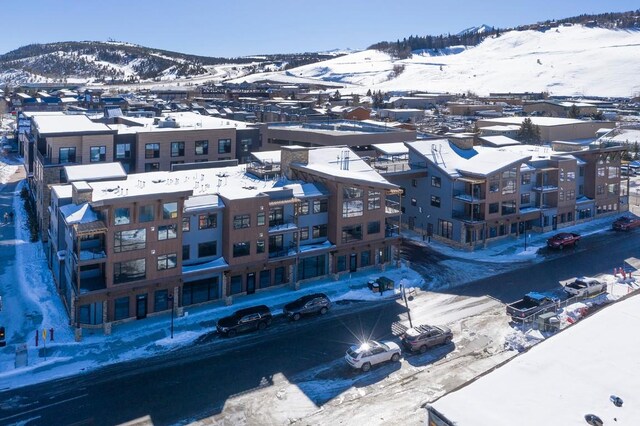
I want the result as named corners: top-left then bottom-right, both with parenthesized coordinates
top-left (612, 216), bottom-right (640, 231)
top-left (547, 232), bottom-right (580, 249)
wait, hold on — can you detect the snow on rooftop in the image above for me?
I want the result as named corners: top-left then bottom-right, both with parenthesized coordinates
top-left (480, 116), bottom-right (587, 127)
top-left (478, 135), bottom-right (522, 147)
top-left (251, 150), bottom-right (281, 164)
top-left (33, 114), bottom-right (113, 134)
top-left (109, 112), bottom-right (247, 135)
top-left (372, 142), bottom-right (410, 155)
top-left (51, 184), bottom-right (73, 199)
top-left (430, 293), bottom-right (640, 425)
top-left (59, 203), bottom-right (99, 224)
top-left (183, 194), bottom-right (224, 212)
top-left (64, 162), bottom-right (127, 182)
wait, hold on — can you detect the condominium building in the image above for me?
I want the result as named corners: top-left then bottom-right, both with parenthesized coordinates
top-left (48, 146), bottom-right (401, 336)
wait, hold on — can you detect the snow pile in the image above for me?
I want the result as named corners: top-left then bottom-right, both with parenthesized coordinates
top-left (504, 328), bottom-right (547, 352)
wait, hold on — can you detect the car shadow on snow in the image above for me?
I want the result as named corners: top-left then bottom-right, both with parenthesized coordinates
top-left (403, 342), bottom-right (455, 367)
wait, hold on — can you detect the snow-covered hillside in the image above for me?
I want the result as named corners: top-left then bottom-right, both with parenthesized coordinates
top-left (231, 25), bottom-right (640, 97)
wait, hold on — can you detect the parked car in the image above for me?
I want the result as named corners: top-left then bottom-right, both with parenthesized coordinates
top-left (612, 216), bottom-right (640, 231)
top-left (546, 232), bottom-right (580, 249)
top-left (402, 324), bottom-right (453, 353)
top-left (344, 340), bottom-right (401, 372)
top-left (506, 292), bottom-right (558, 321)
top-left (283, 293), bottom-right (331, 321)
top-left (216, 305), bottom-right (272, 337)
top-left (563, 277), bottom-right (606, 297)
top-left (620, 166), bottom-right (635, 176)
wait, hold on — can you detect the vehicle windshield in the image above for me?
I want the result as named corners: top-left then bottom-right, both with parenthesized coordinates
top-left (346, 348), bottom-right (360, 358)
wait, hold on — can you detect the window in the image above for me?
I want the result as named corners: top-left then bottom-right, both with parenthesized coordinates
top-left (233, 214), bottom-right (251, 229)
top-left (361, 250), bottom-right (371, 267)
top-left (298, 255), bottom-right (326, 280)
top-left (521, 193), bottom-right (531, 205)
top-left (607, 183), bottom-right (618, 195)
top-left (430, 195), bottom-right (441, 208)
top-left (195, 140), bottom-right (209, 155)
top-left (412, 179), bottom-right (417, 187)
top-left (489, 175), bottom-right (500, 193)
top-left (566, 190), bottom-right (575, 200)
top-left (501, 200), bottom-right (516, 215)
top-left (566, 171), bottom-right (576, 181)
top-left (230, 275), bottom-right (243, 295)
top-left (198, 241), bottom-right (217, 257)
top-left (113, 259), bottom-right (146, 284)
top-left (411, 198), bottom-right (417, 206)
top-left (312, 224), bottom-right (327, 238)
top-left (145, 143), bottom-right (160, 159)
top-left (171, 141), bottom-right (185, 157)
top-left (257, 239), bottom-right (265, 253)
top-left (343, 186), bottom-right (364, 199)
top-left (579, 167), bottom-right (584, 177)
top-left (183, 277), bottom-right (220, 305)
top-left (145, 162), bottom-right (160, 172)
top-left (368, 191), bottom-right (381, 210)
top-left (218, 138), bottom-right (231, 154)
top-left (521, 173), bottom-right (531, 185)
top-left (300, 227), bottom-right (309, 240)
top-left (269, 207), bottom-right (284, 227)
top-left (597, 167), bottom-right (605, 177)
top-left (163, 202), bottom-right (178, 219)
top-left (341, 224), bottom-right (363, 243)
top-left (608, 167), bottom-right (618, 178)
top-left (233, 241), bottom-right (250, 257)
top-left (597, 185), bottom-right (605, 195)
top-left (431, 176), bottom-right (441, 188)
top-left (182, 216), bottom-right (190, 232)
top-left (58, 147), bottom-right (76, 164)
top-left (116, 143), bottom-right (131, 159)
top-left (114, 297), bottom-right (129, 320)
top-left (240, 138), bottom-right (252, 152)
top-left (90, 146), bottom-right (106, 162)
top-left (438, 220), bottom-right (453, 239)
top-left (114, 229), bottom-right (146, 252)
top-left (269, 234), bottom-right (284, 255)
top-left (154, 290), bottom-right (168, 312)
top-left (274, 266), bottom-right (288, 284)
top-left (114, 207), bottom-right (131, 225)
top-left (367, 221), bottom-right (380, 234)
top-left (502, 178), bottom-right (516, 195)
top-left (559, 190), bottom-right (564, 202)
top-left (336, 255), bottom-right (347, 272)
top-left (343, 200), bottom-right (364, 217)
top-left (298, 201), bottom-right (309, 215)
top-left (158, 224), bottom-right (177, 240)
top-left (182, 245), bottom-right (190, 261)
top-left (199, 213), bottom-right (217, 229)
top-left (313, 199), bottom-right (328, 213)
top-left (157, 253), bottom-right (177, 270)
top-left (489, 202), bottom-right (499, 214)
top-left (257, 212), bottom-right (266, 226)
top-left (139, 205), bottom-right (155, 223)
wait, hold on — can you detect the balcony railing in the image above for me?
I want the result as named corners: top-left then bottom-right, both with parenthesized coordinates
top-left (453, 190), bottom-right (485, 203)
top-left (385, 199), bottom-right (401, 215)
top-left (36, 149), bottom-right (83, 166)
top-left (73, 248), bottom-right (107, 263)
top-left (452, 211), bottom-right (486, 223)
top-left (368, 160), bottom-right (428, 175)
top-left (532, 185), bottom-right (558, 192)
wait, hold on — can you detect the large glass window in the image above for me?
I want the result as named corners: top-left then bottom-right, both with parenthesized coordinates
top-left (608, 167), bottom-right (618, 178)
top-left (230, 275), bottom-right (243, 295)
top-left (298, 255), bottom-right (326, 280)
top-left (343, 199), bottom-right (364, 217)
top-left (114, 229), bottom-right (146, 252)
top-left (218, 138), bottom-right (231, 154)
top-left (367, 221), bottom-right (381, 234)
top-left (257, 212), bottom-right (266, 226)
top-left (171, 141), bottom-right (185, 157)
top-left (59, 147), bottom-right (76, 163)
top-left (114, 207), bottom-right (131, 225)
top-left (139, 205), bottom-right (155, 222)
top-left (154, 290), bottom-right (168, 312)
top-left (489, 175), bottom-right (500, 193)
top-left (312, 224), bottom-right (327, 238)
top-left (145, 163), bottom-right (160, 172)
top-left (90, 146), bottom-right (106, 162)
top-left (113, 259), bottom-right (146, 284)
top-left (269, 207), bottom-right (284, 227)
top-left (274, 266), bottom-right (288, 284)
top-left (198, 241), bottom-right (217, 257)
top-left (367, 191), bottom-right (381, 210)
top-left (233, 241), bottom-right (250, 257)
top-left (183, 277), bottom-right (219, 305)
top-left (158, 224), bottom-right (177, 240)
top-left (157, 253), bottom-right (177, 270)
top-left (195, 140), bottom-right (209, 155)
top-left (163, 202), bottom-right (178, 220)
top-left (341, 225), bottom-right (363, 243)
top-left (269, 234), bottom-right (284, 256)
top-left (298, 201), bottom-right (309, 215)
top-left (116, 143), bottom-right (131, 159)
top-left (233, 214), bottom-right (251, 229)
top-left (501, 200), bottom-right (516, 215)
top-left (114, 297), bottom-right (129, 320)
top-left (343, 186), bottom-right (364, 199)
top-left (361, 250), bottom-right (371, 267)
top-left (198, 213), bottom-right (217, 229)
top-left (145, 143), bottom-right (160, 159)
top-left (313, 199), bottom-right (328, 213)
top-left (260, 270), bottom-right (271, 288)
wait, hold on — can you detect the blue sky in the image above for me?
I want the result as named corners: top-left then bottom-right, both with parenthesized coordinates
top-left (2, 1), bottom-right (637, 57)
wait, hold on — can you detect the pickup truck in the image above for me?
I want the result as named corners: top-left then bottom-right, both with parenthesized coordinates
top-left (546, 232), bottom-right (581, 249)
top-left (563, 277), bottom-right (606, 297)
top-left (506, 292), bottom-right (558, 321)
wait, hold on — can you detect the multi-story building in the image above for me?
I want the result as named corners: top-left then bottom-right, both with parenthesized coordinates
top-left (476, 117), bottom-right (614, 143)
top-left (373, 138), bottom-right (625, 248)
top-left (48, 146), bottom-right (401, 336)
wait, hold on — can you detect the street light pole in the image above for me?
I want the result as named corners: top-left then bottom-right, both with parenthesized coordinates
top-left (401, 284), bottom-right (413, 328)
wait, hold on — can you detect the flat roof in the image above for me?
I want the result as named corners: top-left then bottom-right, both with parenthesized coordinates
top-left (480, 116), bottom-right (591, 127)
top-left (371, 142), bottom-right (410, 156)
top-left (479, 135), bottom-right (522, 147)
top-left (430, 294), bottom-right (640, 425)
top-left (65, 162), bottom-right (127, 182)
top-left (34, 114), bottom-right (113, 135)
top-left (108, 112), bottom-right (248, 135)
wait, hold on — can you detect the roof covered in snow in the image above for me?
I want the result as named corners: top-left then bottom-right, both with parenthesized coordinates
top-left (64, 162), bottom-right (127, 182)
top-left (33, 114), bottom-right (114, 135)
top-left (430, 294), bottom-right (640, 425)
top-left (372, 142), bottom-right (410, 156)
top-left (59, 203), bottom-right (99, 224)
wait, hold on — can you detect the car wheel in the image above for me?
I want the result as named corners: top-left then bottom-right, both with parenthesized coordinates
top-left (319, 307), bottom-right (328, 315)
top-left (559, 244), bottom-right (564, 250)
top-left (444, 336), bottom-right (453, 345)
top-left (292, 313), bottom-right (301, 321)
top-left (361, 362), bottom-right (371, 372)
top-left (257, 321), bottom-right (267, 331)
top-left (419, 345), bottom-right (428, 354)
top-left (391, 353), bottom-right (400, 362)
top-left (227, 329), bottom-right (237, 338)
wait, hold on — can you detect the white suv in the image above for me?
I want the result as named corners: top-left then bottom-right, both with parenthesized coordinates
top-left (344, 340), bottom-right (401, 372)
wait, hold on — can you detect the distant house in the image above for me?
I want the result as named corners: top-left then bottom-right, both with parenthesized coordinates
top-left (522, 100), bottom-right (597, 117)
top-left (377, 108), bottom-right (424, 123)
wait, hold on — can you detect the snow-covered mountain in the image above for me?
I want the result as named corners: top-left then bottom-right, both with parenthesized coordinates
top-left (231, 25), bottom-right (640, 97)
top-left (457, 24), bottom-right (494, 36)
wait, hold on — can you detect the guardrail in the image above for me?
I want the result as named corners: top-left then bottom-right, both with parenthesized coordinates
top-left (514, 291), bottom-right (605, 331)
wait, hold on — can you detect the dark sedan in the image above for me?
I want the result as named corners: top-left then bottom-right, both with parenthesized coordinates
top-left (283, 293), bottom-right (331, 321)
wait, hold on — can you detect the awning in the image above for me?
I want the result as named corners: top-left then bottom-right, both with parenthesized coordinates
top-left (269, 197), bottom-right (299, 206)
top-left (456, 176), bottom-right (486, 184)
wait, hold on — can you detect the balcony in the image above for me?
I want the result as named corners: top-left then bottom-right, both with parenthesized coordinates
top-left (73, 248), bottom-right (107, 264)
top-left (246, 162), bottom-right (281, 180)
top-left (452, 211), bottom-right (486, 223)
top-left (532, 185), bottom-right (558, 192)
top-left (453, 190), bottom-right (485, 203)
top-left (369, 160), bottom-right (428, 176)
top-left (36, 149), bottom-right (83, 166)
top-left (385, 199), bottom-right (401, 215)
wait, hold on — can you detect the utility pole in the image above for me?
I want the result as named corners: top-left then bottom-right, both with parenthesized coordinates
top-left (401, 285), bottom-right (413, 328)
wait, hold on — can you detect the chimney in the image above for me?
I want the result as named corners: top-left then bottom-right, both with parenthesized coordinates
top-left (71, 181), bottom-right (93, 204)
top-left (280, 146), bottom-right (309, 179)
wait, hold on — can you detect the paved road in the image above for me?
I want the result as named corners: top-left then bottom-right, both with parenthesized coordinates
top-left (2, 227), bottom-right (639, 425)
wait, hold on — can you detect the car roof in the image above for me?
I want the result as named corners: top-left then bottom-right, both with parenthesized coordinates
top-left (235, 305), bottom-right (270, 316)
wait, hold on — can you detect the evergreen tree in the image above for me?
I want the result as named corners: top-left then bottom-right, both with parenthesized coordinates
top-left (517, 118), bottom-right (541, 144)
top-left (366, 89), bottom-right (372, 97)
top-left (568, 104), bottom-right (580, 118)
